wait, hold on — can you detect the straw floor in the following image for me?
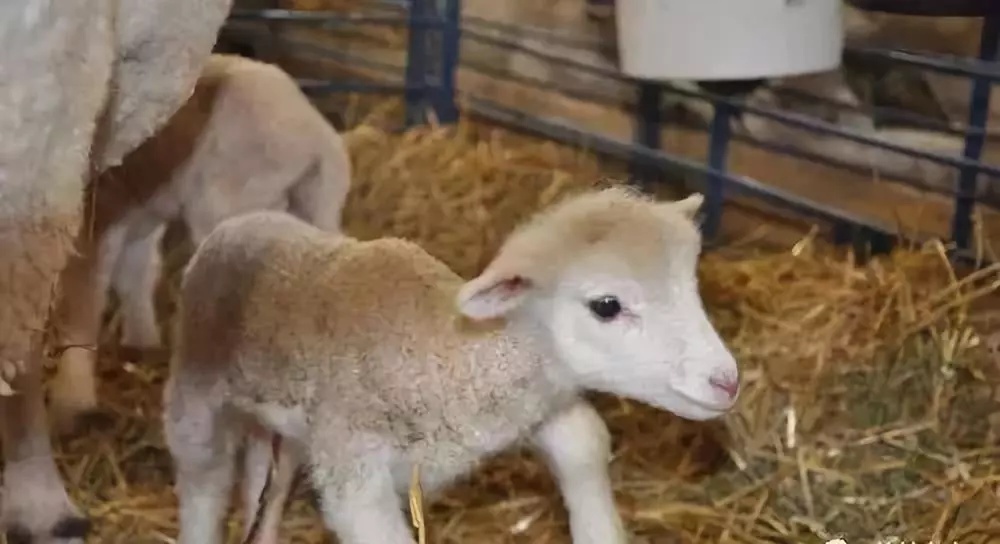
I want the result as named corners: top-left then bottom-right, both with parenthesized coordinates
top-left (48, 113), bottom-right (1000, 543)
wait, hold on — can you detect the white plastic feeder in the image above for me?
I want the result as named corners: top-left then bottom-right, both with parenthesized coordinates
top-left (616, 0), bottom-right (844, 81)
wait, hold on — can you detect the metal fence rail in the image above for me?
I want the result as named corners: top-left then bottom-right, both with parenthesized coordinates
top-left (220, 1), bottom-right (1000, 265)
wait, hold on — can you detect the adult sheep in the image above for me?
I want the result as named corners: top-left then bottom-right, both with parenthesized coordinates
top-left (0, 1), bottom-right (232, 541)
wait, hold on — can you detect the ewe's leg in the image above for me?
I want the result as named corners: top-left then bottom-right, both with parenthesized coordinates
top-left (49, 222), bottom-right (130, 431)
top-left (0, 0), bottom-right (113, 381)
top-left (241, 430), bottom-right (300, 544)
top-left (0, 1), bottom-right (116, 540)
top-left (310, 447), bottom-right (416, 544)
top-left (1, 358), bottom-right (89, 542)
top-left (112, 223), bottom-right (167, 350)
top-left (532, 402), bottom-right (627, 544)
top-left (163, 377), bottom-right (238, 544)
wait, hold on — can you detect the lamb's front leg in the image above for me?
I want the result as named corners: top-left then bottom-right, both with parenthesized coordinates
top-left (163, 377), bottom-right (238, 544)
top-left (533, 401), bottom-right (628, 544)
top-left (309, 444), bottom-right (416, 544)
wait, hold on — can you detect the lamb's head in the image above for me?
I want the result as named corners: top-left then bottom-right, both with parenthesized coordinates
top-left (456, 186), bottom-right (739, 421)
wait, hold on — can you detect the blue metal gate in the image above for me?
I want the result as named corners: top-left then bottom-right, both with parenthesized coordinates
top-left (220, 0), bottom-right (1000, 265)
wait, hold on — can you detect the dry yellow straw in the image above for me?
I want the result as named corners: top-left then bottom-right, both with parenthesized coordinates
top-left (409, 464), bottom-right (427, 544)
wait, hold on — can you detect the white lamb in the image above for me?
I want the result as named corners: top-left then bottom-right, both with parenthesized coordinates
top-left (163, 186), bottom-right (741, 544)
top-left (1, 1), bottom-right (231, 540)
top-left (47, 53), bottom-right (352, 432)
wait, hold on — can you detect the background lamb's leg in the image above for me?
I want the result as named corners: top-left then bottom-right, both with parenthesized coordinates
top-left (311, 455), bottom-right (416, 544)
top-left (532, 401), bottom-right (627, 544)
top-left (0, 355), bottom-right (89, 542)
top-left (49, 221), bottom-right (131, 432)
top-left (113, 222), bottom-right (167, 350)
top-left (241, 429), bottom-right (300, 544)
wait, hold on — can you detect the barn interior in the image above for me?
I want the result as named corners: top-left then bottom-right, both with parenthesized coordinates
top-left (49, 1), bottom-right (1000, 542)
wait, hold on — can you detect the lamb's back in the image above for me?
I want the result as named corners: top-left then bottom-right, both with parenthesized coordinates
top-left (179, 210), bottom-right (470, 405)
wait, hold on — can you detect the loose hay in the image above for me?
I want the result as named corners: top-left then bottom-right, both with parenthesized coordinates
top-left (49, 120), bottom-right (1000, 543)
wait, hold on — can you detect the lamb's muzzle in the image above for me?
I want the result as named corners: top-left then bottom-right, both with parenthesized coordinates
top-left (709, 371), bottom-right (740, 400)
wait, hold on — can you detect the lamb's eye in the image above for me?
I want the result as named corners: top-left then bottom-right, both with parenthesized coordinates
top-left (587, 296), bottom-right (622, 321)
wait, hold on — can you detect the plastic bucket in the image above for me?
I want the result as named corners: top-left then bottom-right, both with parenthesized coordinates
top-left (616, 0), bottom-right (844, 81)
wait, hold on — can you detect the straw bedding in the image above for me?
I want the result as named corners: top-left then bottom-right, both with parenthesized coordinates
top-left (47, 114), bottom-right (1000, 543)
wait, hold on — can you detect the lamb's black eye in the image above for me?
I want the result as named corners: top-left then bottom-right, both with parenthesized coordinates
top-left (587, 296), bottom-right (622, 321)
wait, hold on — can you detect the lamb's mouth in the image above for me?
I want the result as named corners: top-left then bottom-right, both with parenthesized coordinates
top-left (666, 387), bottom-right (733, 414)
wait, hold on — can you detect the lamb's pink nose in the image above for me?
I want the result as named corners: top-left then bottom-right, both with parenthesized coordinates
top-left (708, 374), bottom-right (739, 400)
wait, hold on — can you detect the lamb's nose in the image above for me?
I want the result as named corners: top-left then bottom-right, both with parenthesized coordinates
top-left (708, 373), bottom-right (739, 400)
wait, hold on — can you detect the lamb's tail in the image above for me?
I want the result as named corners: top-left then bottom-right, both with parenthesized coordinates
top-left (286, 130), bottom-right (352, 234)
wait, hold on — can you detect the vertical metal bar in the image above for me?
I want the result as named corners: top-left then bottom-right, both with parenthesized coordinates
top-left (254, 0), bottom-right (282, 63)
top-left (405, 0), bottom-right (429, 126)
top-left (703, 102), bottom-right (733, 239)
top-left (434, 0), bottom-right (461, 124)
top-left (950, 14), bottom-right (1000, 251)
top-left (871, 230), bottom-right (894, 257)
top-left (832, 221), bottom-right (852, 247)
top-left (630, 82), bottom-right (661, 190)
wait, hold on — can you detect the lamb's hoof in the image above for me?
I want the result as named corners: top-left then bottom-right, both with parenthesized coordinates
top-left (5, 516), bottom-right (91, 544)
top-left (585, 1), bottom-right (614, 20)
top-left (52, 516), bottom-right (91, 540)
top-left (51, 405), bottom-right (115, 440)
top-left (68, 409), bottom-right (117, 439)
top-left (116, 344), bottom-right (168, 364)
top-left (48, 402), bottom-right (93, 438)
top-left (48, 375), bottom-right (99, 438)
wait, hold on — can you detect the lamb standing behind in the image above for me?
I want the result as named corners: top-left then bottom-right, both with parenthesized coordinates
top-left (164, 187), bottom-right (741, 544)
top-left (48, 53), bottom-right (353, 431)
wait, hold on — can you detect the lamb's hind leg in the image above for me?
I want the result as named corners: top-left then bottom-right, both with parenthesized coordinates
top-left (241, 427), bottom-right (300, 544)
top-left (1, 356), bottom-right (90, 543)
top-left (112, 223), bottom-right (167, 351)
top-left (163, 374), bottom-right (238, 544)
top-left (532, 401), bottom-right (627, 544)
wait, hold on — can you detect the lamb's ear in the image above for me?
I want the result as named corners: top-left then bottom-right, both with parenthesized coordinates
top-left (665, 193), bottom-right (704, 220)
top-left (456, 268), bottom-right (533, 320)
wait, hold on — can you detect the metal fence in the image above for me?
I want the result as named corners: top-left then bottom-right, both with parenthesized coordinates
top-left (220, 1), bottom-right (1000, 264)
